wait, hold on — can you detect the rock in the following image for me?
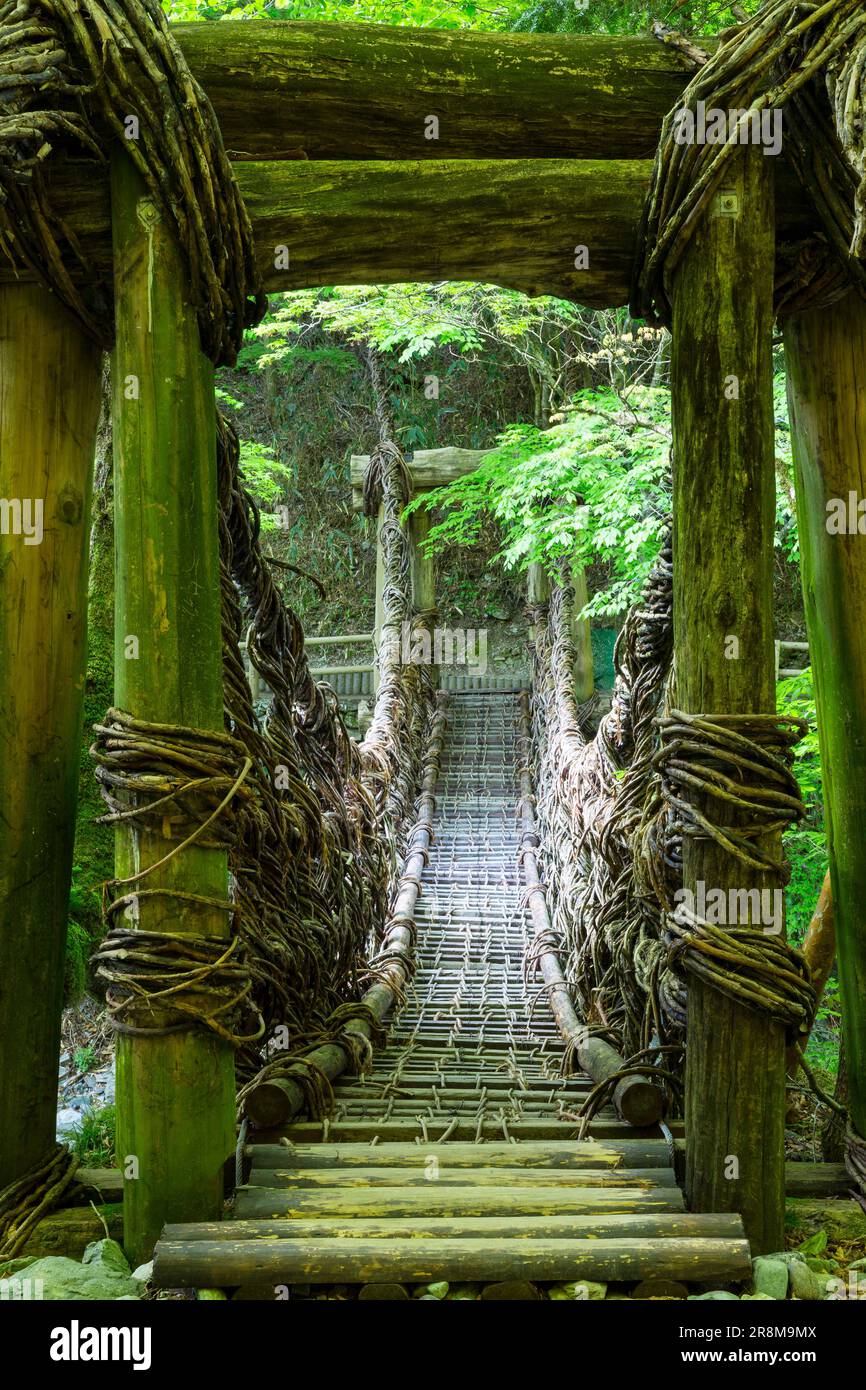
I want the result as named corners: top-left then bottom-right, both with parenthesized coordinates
top-left (742, 1292), bottom-right (775, 1300)
top-left (632, 1279), bottom-right (688, 1300)
top-left (480, 1280), bottom-right (542, 1300)
top-left (1, 1240), bottom-right (139, 1301)
top-left (688, 1291), bottom-right (740, 1301)
top-left (787, 1261), bottom-right (823, 1301)
top-left (446, 1284), bottom-right (480, 1300)
top-left (752, 1256), bottom-right (788, 1300)
top-left (131, 1261), bottom-right (153, 1285)
top-left (56, 1108), bottom-right (83, 1136)
top-left (358, 1284), bottom-right (410, 1300)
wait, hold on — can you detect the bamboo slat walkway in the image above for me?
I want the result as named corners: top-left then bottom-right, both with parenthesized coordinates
top-left (153, 693), bottom-right (750, 1294)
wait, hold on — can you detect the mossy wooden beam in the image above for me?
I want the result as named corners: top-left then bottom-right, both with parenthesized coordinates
top-left (0, 288), bottom-right (101, 1191)
top-left (18, 158), bottom-right (817, 309)
top-left (153, 1232), bottom-right (751, 1288)
top-left (784, 292), bottom-right (866, 1145)
top-left (110, 153), bottom-right (235, 1265)
top-left (671, 147), bottom-right (784, 1253)
top-left (171, 22), bottom-right (711, 162)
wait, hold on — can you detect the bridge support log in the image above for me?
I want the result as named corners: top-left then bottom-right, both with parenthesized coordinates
top-left (784, 293), bottom-right (866, 1149)
top-left (110, 155), bottom-right (235, 1264)
top-left (570, 565), bottom-right (594, 704)
top-left (671, 146), bottom-right (784, 1252)
top-left (0, 287), bottom-right (101, 1190)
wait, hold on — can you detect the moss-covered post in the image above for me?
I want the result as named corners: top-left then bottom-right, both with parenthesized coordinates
top-left (671, 146), bottom-right (784, 1251)
top-left (784, 292), bottom-right (866, 1149)
top-left (110, 155), bottom-right (235, 1264)
top-left (570, 563), bottom-right (594, 702)
top-left (0, 287), bottom-right (101, 1191)
top-left (407, 502), bottom-right (436, 685)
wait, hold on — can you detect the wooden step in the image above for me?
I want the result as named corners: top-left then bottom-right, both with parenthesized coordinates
top-left (153, 1234), bottom-right (751, 1288)
top-left (247, 1139), bottom-right (671, 1170)
top-left (167, 1211), bottom-right (743, 1242)
top-left (270, 1118), bottom-right (680, 1143)
top-left (233, 1183), bottom-right (685, 1219)
top-left (245, 1165), bottom-right (676, 1189)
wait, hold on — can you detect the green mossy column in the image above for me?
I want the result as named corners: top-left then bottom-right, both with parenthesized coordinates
top-left (784, 292), bottom-right (866, 1145)
top-left (671, 146), bottom-right (784, 1252)
top-left (0, 287), bottom-right (101, 1190)
top-left (570, 564), bottom-right (594, 703)
top-left (110, 155), bottom-right (235, 1264)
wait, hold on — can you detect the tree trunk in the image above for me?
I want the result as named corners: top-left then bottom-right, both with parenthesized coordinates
top-left (784, 291), bottom-right (866, 1151)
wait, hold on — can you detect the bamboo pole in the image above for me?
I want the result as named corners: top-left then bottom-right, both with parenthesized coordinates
top-left (110, 154), bottom-right (235, 1264)
top-left (0, 287), bottom-right (101, 1190)
top-left (671, 146), bottom-right (784, 1252)
top-left (784, 293), bottom-right (866, 1145)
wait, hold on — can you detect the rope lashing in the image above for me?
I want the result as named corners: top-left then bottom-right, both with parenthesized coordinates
top-left (654, 709), bottom-right (808, 876)
top-left (632, 0), bottom-right (866, 326)
top-left (91, 929), bottom-right (265, 1045)
top-left (0, 0), bottom-right (265, 363)
top-left (0, 1144), bottom-right (80, 1260)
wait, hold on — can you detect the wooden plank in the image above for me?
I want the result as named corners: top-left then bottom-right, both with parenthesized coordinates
top-left (17, 158), bottom-right (817, 311)
top-left (153, 1234), bottom-right (751, 1287)
top-left (0, 287), bottom-right (101, 1190)
top-left (171, 23), bottom-right (711, 162)
top-left (784, 1162), bottom-right (851, 1198)
top-left (246, 1165), bottom-right (676, 1189)
top-left (166, 1211), bottom-right (744, 1242)
top-left (234, 1183), bottom-right (685, 1220)
top-left (247, 1139), bottom-right (671, 1169)
top-left (672, 144), bottom-right (784, 1254)
top-left (271, 1118), bottom-right (684, 1142)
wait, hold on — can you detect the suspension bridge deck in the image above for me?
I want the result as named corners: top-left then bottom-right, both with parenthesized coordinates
top-left (153, 692), bottom-right (750, 1296)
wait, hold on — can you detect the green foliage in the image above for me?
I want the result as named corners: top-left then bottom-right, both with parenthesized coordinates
top-left (776, 668), bottom-right (838, 1071)
top-left (163, 0), bottom-right (522, 29)
top-left (65, 865), bottom-right (103, 1006)
top-left (509, 0), bottom-right (762, 35)
top-left (408, 386), bottom-right (671, 620)
top-left (69, 1106), bottom-right (117, 1168)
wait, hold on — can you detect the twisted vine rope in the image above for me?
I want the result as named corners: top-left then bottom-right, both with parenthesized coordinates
top-left (632, 0), bottom-right (866, 326)
top-left (0, 0), bottom-right (264, 363)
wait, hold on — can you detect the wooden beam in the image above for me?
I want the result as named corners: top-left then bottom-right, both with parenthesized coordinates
top-left (23, 158), bottom-right (816, 310)
top-left (171, 22), bottom-right (706, 162)
top-left (110, 154), bottom-right (236, 1265)
top-left (0, 288), bottom-right (101, 1191)
top-left (351, 447), bottom-right (489, 510)
top-left (672, 146), bottom-right (783, 1253)
top-left (784, 292), bottom-right (866, 1145)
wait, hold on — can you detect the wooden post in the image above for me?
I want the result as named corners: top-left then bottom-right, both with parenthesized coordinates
top-left (784, 292), bottom-right (866, 1145)
top-left (110, 155), bottom-right (235, 1264)
top-left (570, 563), bottom-right (594, 703)
top-left (407, 502), bottom-right (436, 686)
top-left (0, 288), bottom-right (101, 1190)
top-left (372, 503), bottom-right (386, 695)
top-left (671, 147), bottom-right (784, 1252)
top-left (527, 563), bottom-right (550, 644)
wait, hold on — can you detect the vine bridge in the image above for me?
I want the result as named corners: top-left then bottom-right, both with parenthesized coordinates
top-left (2, 2), bottom-right (866, 1300)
